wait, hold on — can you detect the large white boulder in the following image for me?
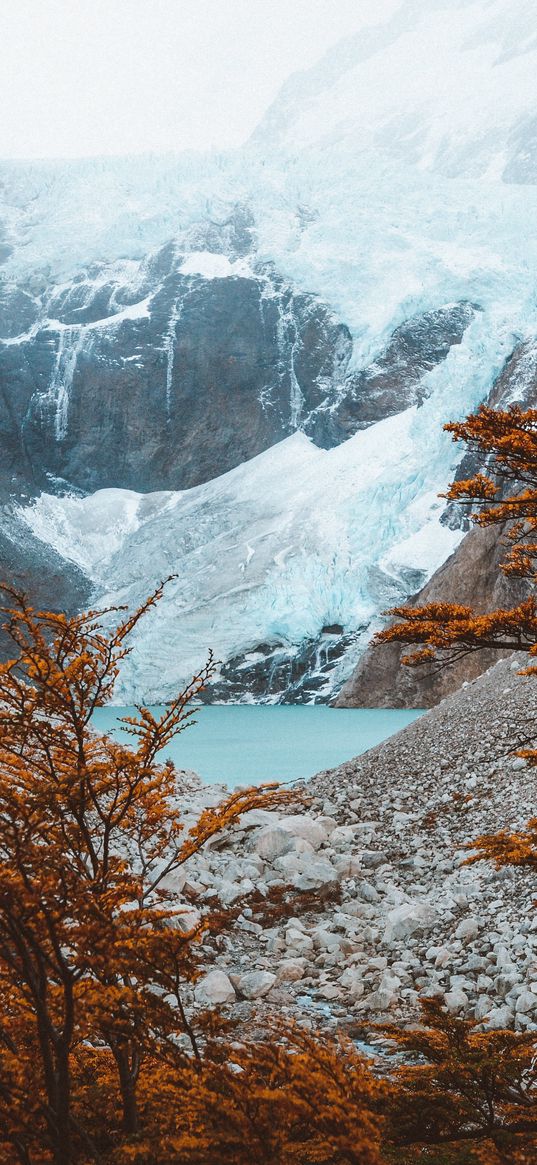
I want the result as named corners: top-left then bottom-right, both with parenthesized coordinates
top-left (252, 826), bottom-right (297, 862)
top-left (172, 907), bottom-right (201, 933)
top-left (357, 882), bottom-right (380, 904)
top-left (194, 970), bottom-right (236, 1006)
top-left (335, 855), bottom-right (362, 877)
top-left (455, 918), bottom-right (480, 941)
top-left (365, 969), bottom-right (401, 1011)
top-left (444, 988), bottom-right (469, 1014)
top-left (312, 928), bottom-right (340, 952)
top-left (364, 984), bottom-right (398, 1012)
top-left (278, 815), bottom-right (328, 850)
top-left (293, 859), bottom-right (339, 892)
top-left (485, 1005), bottom-right (514, 1029)
top-left (328, 825), bottom-right (357, 849)
top-left (277, 959), bottom-right (306, 982)
top-left (285, 927), bottom-right (314, 954)
top-left (339, 967), bottom-right (365, 999)
top-left (474, 995), bottom-right (494, 1021)
top-left (218, 878), bottom-right (255, 905)
top-left (515, 989), bottom-right (537, 1014)
top-left (237, 809), bottom-right (281, 831)
top-left (237, 971), bottom-right (277, 999)
top-left (274, 849), bottom-right (314, 877)
top-left (434, 947), bottom-right (452, 969)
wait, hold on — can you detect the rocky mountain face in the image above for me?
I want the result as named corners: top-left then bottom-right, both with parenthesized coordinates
top-left (0, 241), bottom-right (477, 498)
top-left (305, 302), bottom-right (478, 447)
top-left (0, 251), bottom-right (341, 497)
top-left (0, 225), bottom-right (479, 687)
top-left (0, 236), bottom-right (532, 705)
top-left (334, 523), bottom-right (526, 708)
top-left (0, 509), bottom-right (92, 661)
top-left (336, 331), bottom-right (537, 709)
top-left (203, 626), bottom-right (360, 706)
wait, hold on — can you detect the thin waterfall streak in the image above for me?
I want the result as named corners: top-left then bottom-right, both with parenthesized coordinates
top-left (47, 326), bottom-right (84, 441)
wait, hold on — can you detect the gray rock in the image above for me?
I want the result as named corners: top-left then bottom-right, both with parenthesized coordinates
top-left (252, 827), bottom-right (297, 862)
top-left (515, 989), bottom-right (537, 1014)
top-left (285, 928), bottom-right (314, 954)
top-left (292, 860), bottom-right (339, 892)
top-left (194, 970), bottom-right (236, 1006)
top-left (278, 815), bottom-right (328, 850)
top-left (444, 988), bottom-right (469, 1014)
top-left (474, 995), bottom-right (494, 1021)
top-left (357, 881), bottom-right (381, 904)
top-left (361, 851), bottom-right (389, 869)
top-left (218, 879), bottom-right (254, 905)
top-left (384, 902), bottom-right (438, 942)
top-left (237, 971), bottom-right (277, 1000)
top-left (276, 959), bottom-right (306, 983)
top-left (485, 1005), bottom-right (514, 1029)
top-left (455, 918), bottom-right (480, 941)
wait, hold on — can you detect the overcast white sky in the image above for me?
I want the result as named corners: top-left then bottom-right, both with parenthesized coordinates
top-left (0, 0), bottom-right (398, 159)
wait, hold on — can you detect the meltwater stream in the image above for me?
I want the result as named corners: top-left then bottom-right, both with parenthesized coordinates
top-left (92, 705), bottom-right (424, 787)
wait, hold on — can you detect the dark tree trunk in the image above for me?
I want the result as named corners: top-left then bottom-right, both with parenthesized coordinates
top-left (51, 1048), bottom-right (72, 1165)
top-left (113, 1043), bottom-right (140, 1135)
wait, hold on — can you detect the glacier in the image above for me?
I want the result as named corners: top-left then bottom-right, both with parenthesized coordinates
top-left (20, 364), bottom-right (481, 702)
top-left (4, 0), bottom-right (537, 700)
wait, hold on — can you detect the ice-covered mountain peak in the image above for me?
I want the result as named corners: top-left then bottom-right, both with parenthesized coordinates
top-left (252, 0), bottom-right (537, 182)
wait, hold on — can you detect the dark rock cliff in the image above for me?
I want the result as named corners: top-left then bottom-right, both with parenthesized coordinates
top-left (333, 522), bottom-right (527, 708)
top-left (0, 259), bottom-right (352, 495)
top-left (0, 509), bottom-right (92, 660)
top-left (335, 342), bottom-right (537, 709)
top-left (304, 302), bottom-right (478, 446)
top-left (0, 227), bottom-right (478, 498)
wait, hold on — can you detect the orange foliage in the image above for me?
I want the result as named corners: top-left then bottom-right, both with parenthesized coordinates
top-left (375, 404), bottom-right (537, 671)
top-left (466, 818), bottom-right (537, 872)
top-left (383, 1000), bottom-right (537, 1162)
top-left (374, 404), bottom-right (537, 871)
top-left (100, 1026), bottom-right (386, 1165)
top-left (2, 513), bottom-right (536, 1161)
top-left (0, 585), bottom-right (295, 1164)
top-left (377, 598), bottom-right (537, 668)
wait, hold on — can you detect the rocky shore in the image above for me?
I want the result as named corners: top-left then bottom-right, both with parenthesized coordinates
top-left (172, 656), bottom-right (537, 1038)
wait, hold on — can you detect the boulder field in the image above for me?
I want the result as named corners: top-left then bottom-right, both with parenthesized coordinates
top-left (171, 656), bottom-right (537, 1037)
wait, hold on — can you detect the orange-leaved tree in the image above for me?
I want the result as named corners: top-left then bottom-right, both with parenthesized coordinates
top-left (375, 403), bottom-right (537, 869)
top-left (382, 999), bottom-right (537, 1160)
top-left (95, 1024), bottom-right (387, 1165)
top-left (377, 405), bottom-right (537, 673)
top-left (0, 583), bottom-right (293, 1165)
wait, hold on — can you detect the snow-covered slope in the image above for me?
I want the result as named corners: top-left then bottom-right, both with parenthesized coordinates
top-left (3, 0), bottom-right (537, 364)
top-left (3, 0), bottom-right (537, 701)
top-left (3, 1), bottom-right (537, 344)
top-left (253, 0), bottom-right (537, 182)
top-left (249, 0), bottom-right (537, 363)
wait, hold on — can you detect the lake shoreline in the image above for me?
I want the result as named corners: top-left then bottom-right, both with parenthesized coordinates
top-left (93, 703), bottom-right (424, 787)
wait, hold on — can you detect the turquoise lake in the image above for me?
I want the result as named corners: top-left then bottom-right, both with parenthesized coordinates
top-left (92, 705), bottom-right (424, 788)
